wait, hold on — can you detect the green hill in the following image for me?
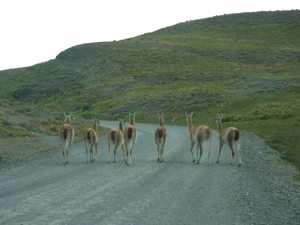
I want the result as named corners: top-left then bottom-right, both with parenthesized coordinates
top-left (0, 10), bottom-right (299, 169)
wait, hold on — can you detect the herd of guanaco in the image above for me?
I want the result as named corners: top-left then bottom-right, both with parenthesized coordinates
top-left (60, 112), bottom-right (241, 167)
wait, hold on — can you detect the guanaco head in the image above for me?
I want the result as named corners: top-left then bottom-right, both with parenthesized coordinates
top-left (215, 114), bottom-right (223, 125)
top-left (118, 119), bottom-right (124, 130)
top-left (93, 119), bottom-right (101, 130)
top-left (128, 112), bottom-right (136, 125)
top-left (185, 112), bottom-right (193, 122)
top-left (158, 113), bottom-right (164, 126)
top-left (63, 112), bottom-right (72, 125)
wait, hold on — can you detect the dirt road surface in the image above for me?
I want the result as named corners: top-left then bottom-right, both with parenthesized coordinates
top-left (0, 121), bottom-right (299, 225)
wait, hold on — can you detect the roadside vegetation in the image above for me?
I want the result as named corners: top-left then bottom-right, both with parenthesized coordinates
top-left (0, 10), bottom-right (299, 169)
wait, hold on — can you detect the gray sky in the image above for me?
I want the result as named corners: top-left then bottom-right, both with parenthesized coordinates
top-left (0, 0), bottom-right (299, 70)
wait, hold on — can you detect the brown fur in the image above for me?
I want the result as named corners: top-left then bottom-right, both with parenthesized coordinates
top-left (124, 113), bottom-right (137, 166)
top-left (186, 112), bottom-right (212, 164)
top-left (87, 130), bottom-right (91, 141)
top-left (234, 129), bottom-right (240, 141)
top-left (227, 129), bottom-right (240, 142)
top-left (124, 123), bottom-right (136, 165)
top-left (60, 125), bottom-right (73, 141)
top-left (84, 121), bottom-right (99, 163)
top-left (63, 128), bottom-right (68, 140)
top-left (195, 126), bottom-right (211, 142)
top-left (155, 114), bottom-right (167, 162)
top-left (86, 130), bottom-right (96, 143)
top-left (215, 114), bottom-right (241, 166)
top-left (228, 130), bottom-right (235, 142)
top-left (157, 128), bottom-right (163, 138)
top-left (127, 127), bottom-right (133, 139)
top-left (205, 127), bottom-right (211, 139)
top-left (108, 120), bottom-right (125, 163)
top-left (59, 121), bottom-right (75, 165)
top-left (155, 127), bottom-right (166, 138)
top-left (110, 130), bottom-right (116, 142)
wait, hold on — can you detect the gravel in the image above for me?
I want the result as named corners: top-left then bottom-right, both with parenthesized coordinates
top-left (0, 122), bottom-right (299, 225)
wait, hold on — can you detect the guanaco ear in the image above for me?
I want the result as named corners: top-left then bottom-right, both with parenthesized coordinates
top-left (185, 111), bottom-right (188, 117)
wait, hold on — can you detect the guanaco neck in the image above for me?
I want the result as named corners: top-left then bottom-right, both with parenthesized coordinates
top-left (187, 117), bottom-right (193, 134)
top-left (159, 117), bottom-right (164, 127)
top-left (217, 119), bottom-right (223, 135)
top-left (93, 120), bottom-right (97, 131)
top-left (129, 117), bottom-right (135, 125)
top-left (119, 121), bottom-right (123, 130)
top-left (64, 116), bottom-right (72, 125)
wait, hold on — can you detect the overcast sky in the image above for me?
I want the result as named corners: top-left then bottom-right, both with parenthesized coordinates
top-left (0, 0), bottom-right (299, 71)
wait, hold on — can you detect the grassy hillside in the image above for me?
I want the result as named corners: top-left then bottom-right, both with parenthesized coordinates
top-left (0, 10), bottom-right (299, 168)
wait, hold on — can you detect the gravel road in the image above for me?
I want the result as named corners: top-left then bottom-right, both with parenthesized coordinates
top-left (0, 121), bottom-right (299, 225)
